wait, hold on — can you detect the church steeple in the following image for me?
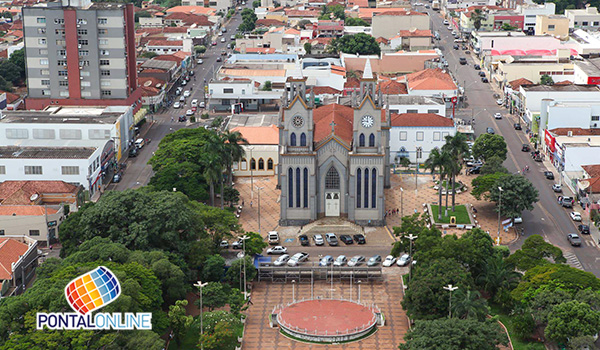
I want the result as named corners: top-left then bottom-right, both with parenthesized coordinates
top-left (284, 60), bottom-right (308, 108)
top-left (359, 58), bottom-right (378, 106)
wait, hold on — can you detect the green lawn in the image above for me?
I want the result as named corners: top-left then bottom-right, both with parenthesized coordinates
top-left (489, 305), bottom-right (545, 350)
top-left (430, 205), bottom-right (471, 224)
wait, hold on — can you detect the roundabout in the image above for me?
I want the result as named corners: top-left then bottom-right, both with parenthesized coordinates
top-left (274, 299), bottom-right (380, 344)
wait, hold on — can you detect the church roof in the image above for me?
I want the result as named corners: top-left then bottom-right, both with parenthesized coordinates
top-left (390, 113), bottom-right (455, 127)
top-left (313, 104), bottom-right (354, 145)
top-left (230, 125), bottom-right (279, 145)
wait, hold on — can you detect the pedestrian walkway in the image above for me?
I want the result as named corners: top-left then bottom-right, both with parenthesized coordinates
top-left (236, 176), bottom-right (280, 235)
top-left (563, 251), bottom-right (584, 270)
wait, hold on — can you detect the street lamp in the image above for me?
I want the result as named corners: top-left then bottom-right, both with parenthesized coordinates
top-left (497, 186), bottom-right (503, 243)
top-left (443, 284), bottom-right (459, 318)
top-left (256, 186), bottom-right (264, 234)
top-left (357, 280), bottom-right (362, 303)
top-left (241, 235), bottom-right (250, 299)
top-left (194, 281), bottom-right (209, 350)
top-left (248, 146), bottom-right (254, 199)
top-left (292, 279), bottom-right (296, 302)
top-left (406, 234), bottom-right (418, 282)
top-left (400, 187), bottom-right (404, 217)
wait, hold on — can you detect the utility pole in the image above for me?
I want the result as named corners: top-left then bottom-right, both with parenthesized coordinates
top-left (249, 147), bottom-right (254, 199)
top-left (400, 187), bottom-right (404, 217)
top-left (497, 187), bottom-right (503, 244)
top-left (256, 186), bottom-right (264, 234)
top-left (444, 284), bottom-right (459, 319)
top-left (194, 281), bottom-right (208, 350)
top-left (406, 234), bottom-right (418, 282)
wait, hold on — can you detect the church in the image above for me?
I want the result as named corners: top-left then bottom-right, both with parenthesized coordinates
top-left (277, 61), bottom-right (390, 226)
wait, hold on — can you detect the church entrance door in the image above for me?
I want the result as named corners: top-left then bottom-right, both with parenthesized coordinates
top-left (325, 192), bottom-right (340, 216)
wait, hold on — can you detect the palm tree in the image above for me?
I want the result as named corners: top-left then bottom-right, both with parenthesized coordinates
top-left (222, 130), bottom-right (248, 185)
top-left (442, 133), bottom-right (470, 211)
top-left (477, 256), bottom-right (521, 298)
top-left (203, 156), bottom-right (221, 207)
top-left (425, 148), bottom-right (451, 221)
top-left (451, 289), bottom-right (489, 321)
top-left (471, 9), bottom-right (485, 31)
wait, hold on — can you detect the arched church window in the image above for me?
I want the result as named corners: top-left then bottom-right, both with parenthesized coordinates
top-left (325, 167), bottom-right (340, 189)
top-left (364, 168), bottom-right (369, 208)
top-left (359, 133), bottom-right (365, 147)
top-left (303, 168), bottom-right (308, 208)
top-left (300, 133), bottom-right (307, 146)
top-left (267, 158), bottom-right (274, 170)
top-left (369, 133), bottom-right (375, 147)
top-left (296, 168), bottom-right (301, 207)
top-left (356, 168), bottom-right (361, 208)
top-left (371, 168), bottom-right (377, 208)
top-left (250, 158), bottom-right (256, 170)
top-left (258, 158), bottom-right (264, 170)
top-left (290, 132), bottom-right (297, 146)
top-left (288, 168), bottom-right (293, 207)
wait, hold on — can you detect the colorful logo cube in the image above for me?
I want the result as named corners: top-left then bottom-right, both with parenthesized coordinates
top-left (65, 266), bottom-right (121, 315)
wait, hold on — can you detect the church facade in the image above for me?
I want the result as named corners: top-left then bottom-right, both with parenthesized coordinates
top-left (278, 65), bottom-right (391, 226)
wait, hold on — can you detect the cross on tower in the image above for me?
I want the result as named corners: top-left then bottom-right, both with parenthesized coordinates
top-left (330, 120), bottom-right (336, 133)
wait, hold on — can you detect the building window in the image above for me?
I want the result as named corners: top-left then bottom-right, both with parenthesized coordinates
top-left (359, 133), bottom-right (365, 147)
top-left (81, 81), bottom-right (91, 87)
top-left (6, 128), bottom-right (28, 139)
top-left (433, 131), bottom-right (441, 141)
top-left (416, 147), bottom-right (423, 159)
top-left (60, 129), bottom-right (82, 139)
top-left (240, 158), bottom-right (247, 170)
top-left (41, 90), bottom-right (51, 96)
top-left (59, 81), bottom-right (69, 87)
top-left (548, 24), bottom-right (555, 30)
top-left (356, 168), bottom-right (361, 208)
top-left (77, 19), bottom-right (87, 25)
top-left (325, 167), bottom-right (340, 189)
top-left (88, 129), bottom-right (110, 139)
top-left (62, 166), bottom-right (79, 175)
top-left (41, 69), bottom-right (50, 75)
top-left (369, 133), bottom-right (375, 147)
top-left (0, 166), bottom-right (5, 174)
top-left (79, 60), bottom-right (90, 66)
top-left (99, 39), bottom-right (108, 45)
top-left (427, 109), bottom-right (438, 114)
top-left (57, 49), bottom-right (66, 56)
top-left (399, 131), bottom-right (407, 141)
top-left (371, 168), bottom-right (376, 208)
top-left (407, 109), bottom-right (418, 113)
top-left (100, 50), bottom-right (109, 56)
top-left (38, 28), bottom-right (46, 34)
top-left (288, 168), bottom-right (293, 207)
top-left (290, 132), bottom-right (297, 146)
top-left (57, 60), bottom-right (67, 66)
top-left (24, 166), bottom-right (43, 175)
top-left (41, 80), bottom-right (50, 86)
top-left (79, 50), bottom-right (89, 56)
top-left (54, 18), bottom-right (64, 24)
top-left (583, 21), bottom-right (589, 26)
top-left (416, 131), bottom-right (424, 141)
top-left (296, 168), bottom-right (301, 207)
top-left (82, 91), bottom-right (91, 97)
top-left (101, 90), bottom-right (112, 96)
top-left (55, 29), bottom-right (65, 35)
top-left (100, 70), bottom-right (111, 76)
top-left (303, 168), bottom-right (308, 208)
top-left (40, 59), bottom-right (49, 65)
top-left (267, 158), bottom-right (274, 170)
top-left (595, 22), bottom-right (600, 26)
top-left (98, 18), bottom-right (108, 24)
top-left (29, 230), bottom-right (40, 236)
top-left (98, 29), bottom-right (107, 35)
top-left (59, 91), bottom-right (69, 97)
top-left (364, 168), bottom-right (369, 208)
top-left (77, 29), bottom-right (88, 35)
top-left (37, 17), bottom-right (46, 24)
top-left (258, 158), bottom-right (264, 170)
top-left (33, 129), bottom-right (55, 139)
top-left (56, 40), bottom-right (66, 46)
top-left (592, 116), bottom-right (600, 121)
top-left (300, 133), bottom-right (306, 146)
top-left (250, 158), bottom-right (256, 170)
top-left (100, 59), bottom-right (109, 66)
top-left (78, 39), bottom-right (88, 45)
top-left (38, 38), bottom-right (47, 45)
top-left (223, 88), bottom-right (234, 93)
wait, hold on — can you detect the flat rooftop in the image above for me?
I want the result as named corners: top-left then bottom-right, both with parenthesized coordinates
top-left (521, 84), bottom-right (600, 92)
top-left (576, 58), bottom-right (600, 76)
top-left (1, 106), bottom-right (129, 124)
top-left (227, 114), bottom-right (279, 128)
top-left (0, 146), bottom-right (96, 159)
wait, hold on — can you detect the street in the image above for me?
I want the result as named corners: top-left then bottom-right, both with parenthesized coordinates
top-left (427, 8), bottom-right (600, 276)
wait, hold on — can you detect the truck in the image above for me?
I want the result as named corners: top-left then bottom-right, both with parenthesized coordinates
top-left (432, 0), bottom-right (440, 10)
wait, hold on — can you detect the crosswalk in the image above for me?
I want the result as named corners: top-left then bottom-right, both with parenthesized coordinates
top-left (564, 251), bottom-right (583, 270)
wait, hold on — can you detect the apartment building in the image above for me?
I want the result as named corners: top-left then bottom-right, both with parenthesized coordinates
top-left (565, 6), bottom-right (600, 31)
top-left (22, 0), bottom-right (141, 110)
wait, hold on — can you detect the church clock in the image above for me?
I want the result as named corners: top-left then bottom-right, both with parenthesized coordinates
top-left (361, 115), bottom-right (374, 128)
top-left (292, 115), bottom-right (305, 128)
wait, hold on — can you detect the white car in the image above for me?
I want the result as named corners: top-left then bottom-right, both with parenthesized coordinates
top-left (333, 255), bottom-right (347, 266)
top-left (181, 80), bottom-right (187, 86)
top-left (197, 59), bottom-right (203, 64)
top-left (397, 254), bottom-right (411, 266)
top-left (494, 113), bottom-right (502, 119)
top-left (273, 254), bottom-right (290, 266)
top-left (447, 25), bottom-right (452, 30)
top-left (218, 31), bottom-right (223, 36)
top-left (570, 212), bottom-right (582, 221)
top-left (199, 101), bottom-right (206, 108)
top-left (287, 252), bottom-right (309, 266)
top-left (183, 90), bottom-right (191, 98)
top-left (191, 99), bottom-right (198, 107)
top-left (496, 99), bottom-right (504, 105)
top-left (348, 255), bottom-right (365, 267)
top-left (313, 234), bottom-right (324, 246)
top-left (467, 160), bottom-right (483, 167)
top-left (221, 38), bottom-right (226, 43)
top-left (513, 217), bottom-right (523, 224)
top-left (552, 184), bottom-right (562, 192)
top-left (382, 255), bottom-right (397, 267)
top-left (173, 102), bottom-right (181, 109)
top-left (443, 20), bottom-right (449, 25)
top-left (267, 246), bottom-right (288, 255)
top-left (186, 109), bottom-right (194, 116)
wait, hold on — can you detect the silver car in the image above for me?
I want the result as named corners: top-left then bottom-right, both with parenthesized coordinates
top-left (287, 252), bottom-right (309, 266)
top-left (319, 255), bottom-right (334, 266)
top-left (313, 234), bottom-right (324, 246)
top-left (333, 255), bottom-right (347, 266)
top-left (348, 255), bottom-right (365, 267)
top-left (397, 254), bottom-right (411, 266)
top-left (367, 255), bottom-right (382, 266)
top-left (273, 254), bottom-right (290, 266)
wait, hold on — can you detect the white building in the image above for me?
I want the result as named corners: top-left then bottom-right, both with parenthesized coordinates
top-left (389, 113), bottom-right (456, 163)
top-left (386, 95), bottom-right (447, 117)
top-left (208, 79), bottom-right (283, 112)
top-left (543, 100), bottom-right (600, 131)
top-left (565, 6), bottom-right (600, 31)
top-left (517, 2), bottom-right (555, 32)
top-left (230, 125), bottom-right (279, 177)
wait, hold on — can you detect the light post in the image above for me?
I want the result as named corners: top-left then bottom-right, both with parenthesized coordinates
top-left (256, 186), bottom-right (264, 234)
top-left (497, 187), bottom-right (503, 243)
top-left (350, 271), bottom-right (353, 301)
top-left (406, 234), bottom-right (418, 282)
top-left (443, 284), bottom-right (459, 319)
top-left (248, 146), bottom-right (254, 199)
top-left (238, 235), bottom-right (250, 299)
top-left (292, 279), bottom-right (296, 302)
top-left (194, 281), bottom-right (209, 350)
top-left (357, 280), bottom-right (362, 303)
top-left (415, 148), bottom-right (421, 194)
top-left (400, 187), bottom-right (404, 217)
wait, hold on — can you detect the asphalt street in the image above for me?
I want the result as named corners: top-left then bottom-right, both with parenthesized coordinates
top-left (427, 8), bottom-right (600, 275)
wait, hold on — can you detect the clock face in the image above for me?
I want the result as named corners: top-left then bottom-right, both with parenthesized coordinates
top-left (292, 115), bottom-right (304, 128)
top-left (361, 115), bottom-right (374, 128)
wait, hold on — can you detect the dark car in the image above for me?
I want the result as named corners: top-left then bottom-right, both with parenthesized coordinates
top-left (481, 77), bottom-right (489, 83)
top-left (478, 71), bottom-right (486, 77)
top-left (340, 235), bottom-right (354, 245)
top-left (486, 127), bottom-right (495, 134)
top-left (578, 224), bottom-right (590, 235)
top-left (128, 148), bottom-right (138, 157)
top-left (474, 64), bottom-right (481, 70)
top-left (567, 233), bottom-right (582, 246)
top-left (544, 171), bottom-right (555, 180)
top-left (178, 115), bottom-right (187, 122)
top-left (453, 44), bottom-right (459, 50)
top-left (459, 57), bottom-right (467, 65)
top-left (521, 144), bottom-right (530, 152)
top-left (299, 234), bottom-right (310, 246)
top-left (461, 44), bottom-right (467, 50)
top-left (216, 57), bottom-right (222, 62)
top-left (467, 166), bottom-right (481, 174)
top-left (514, 123), bottom-right (522, 130)
top-left (353, 234), bottom-right (366, 244)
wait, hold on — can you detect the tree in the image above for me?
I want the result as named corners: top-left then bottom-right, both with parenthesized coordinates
top-left (476, 255), bottom-right (520, 302)
top-left (242, 232), bottom-right (268, 256)
top-left (148, 162), bottom-right (209, 202)
top-left (252, 0), bottom-right (260, 7)
top-left (399, 318), bottom-right (508, 350)
top-left (223, 186), bottom-right (240, 206)
top-left (488, 174), bottom-right (539, 220)
top-left (222, 130), bottom-right (247, 184)
top-left (319, 4), bottom-right (345, 20)
top-left (200, 310), bottom-right (242, 334)
top-left (199, 320), bottom-right (238, 350)
top-left (345, 17), bottom-right (369, 26)
top-left (328, 33), bottom-right (381, 55)
top-left (191, 201), bottom-right (241, 250)
top-left (471, 9), bottom-right (485, 31)
top-left (261, 80), bottom-right (272, 91)
top-left (472, 133), bottom-right (508, 162)
top-left (567, 336), bottom-right (597, 350)
top-left (442, 133), bottom-right (470, 210)
top-left (168, 300), bottom-right (193, 346)
top-left (194, 45), bottom-right (207, 54)
top-left (529, 287), bottom-right (571, 325)
top-left (451, 289), bottom-right (489, 321)
top-left (0, 75), bottom-right (13, 92)
top-left (424, 148), bottom-right (452, 220)
top-left (8, 48), bottom-right (25, 81)
top-left (239, 9), bottom-right (257, 32)
top-left (198, 282), bottom-right (230, 311)
top-left (304, 42), bottom-right (312, 54)
top-left (501, 23), bottom-right (517, 31)
top-left (480, 155), bottom-right (508, 175)
top-left (297, 19), bottom-right (312, 29)
top-left (540, 74), bottom-right (554, 86)
top-left (202, 254), bottom-right (226, 282)
top-left (225, 256), bottom-right (257, 289)
top-left (511, 313), bottom-right (536, 341)
top-left (0, 61), bottom-right (21, 85)
top-left (141, 51), bottom-right (158, 58)
top-left (470, 172), bottom-right (507, 200)
top-left (545, 300), bottom-right (600, 344)
top-left (505, 235), bottom-right (565, 271)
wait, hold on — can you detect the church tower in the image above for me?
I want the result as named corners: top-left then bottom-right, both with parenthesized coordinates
top-left (353, 59), bottom-right (382, 153)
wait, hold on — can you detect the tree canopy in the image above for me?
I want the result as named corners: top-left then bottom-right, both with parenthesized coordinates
top-left (488, 174), bottom-right (539, 220)
top-left (472, 133), bottom-right (508, 162)
top-left (328, 33), bottom-right (381, 55)
top-left (545, 300), bottom-right (600, 344)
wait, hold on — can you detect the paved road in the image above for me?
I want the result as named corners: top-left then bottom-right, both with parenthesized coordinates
top-left (107, 4), bottom-right (250, 191)
top-left (427, 8), bottom-right (600, 276)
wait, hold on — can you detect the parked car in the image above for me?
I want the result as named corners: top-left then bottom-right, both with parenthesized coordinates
top-left (183, 90), bottom-right (191, 98)
top-left (216, 57), bottom-right (222, 62)
top-left (268, 231), bottom-right (280, 245)
top-left (514, 123), bottom-right (522, 130)
top-left (443, 19), bottom-right (449, 25)
top-left (221, 37), bottom-right (226, 43)
top-left (178, 115), bottom-right (187, 122)
top-left (319, 255), bottom-right (334, 266)
top-left (230, 35), bottom-right (235, 40)
top-left (313, 234), bottom-right (325, 246)
top-left (466, 160), bottom-right (483, 167)
top-left (486, 127), bottom-right (495, 134)
top-left (453, 44), bottom-right (459, 50)
top-left (287, 252), bottom-right (309, 266)
top-left (191, 99), bottom-right (198, 107)
top-left (299, 234), bottom-right (310, 246)
top-left (173, 102), bottom-right (182, 109)
top-left (496, 99), bottom-right (504, 105)
top-left (231, 239), bottom-right (243, 249)
top-left (199, 101), bottom-right (206, 108)
top-left (397, 254), bottom-right (411, 266)
top-left (112, 173), bottom-right (121, 183)
top-left (333, 255), bottom-right (347, 266)
top-left (179, 96), bottom-right (186, 103)
top-left (521, 144), bottom-right (530, 152)
top-left (128, 148), bottom-right (138, 157)
top-left (186, 109), bottom-right (194, 116)
top-left (325, 233), bottom-right (338, 246)
top-left (266, 246), bottom-right (288, 255)
top-left (459, 57), bottom-right (467, 65)
top-left (578, 224), bottom-right (590, 235)
top-left (353, 234), bottom-right (366, 244)
top-left (339, 234), bottom-right (354, 244)
top-left (567, 233), bottom-right (582, 246)
top-left (513, 217), bottom-right (523, 224)
top-left (570, 211), bottom-right (582, 221)
top-left (494, 113), bottom-right (502, 119)
top-left (367, 255), bottom-right (382, 266)
top-left (544, 171), bottom-right (555, 180)
top-left (181, 80), bottom-right (187, 86)
top-left (552, 184), bottom-right (562, 192)
top-left (467, 166), bottom-right (481, 175)
top-left (561, 196), bottom-right (574, 208)
top-left (481, 77), bottom-right (489, 83)
top-left (219, 240), bottom-right (229, 249)
top-left (273, 254), bottom-right (290, 266)
top-left (382, 255), bottom-right (397, 267)
top-left (348, 255), bottom-right (366, 267)
top-left (474, 64), bottom-right (481, 70)
top-left (197, 59), bottom-right (203, 64)
top-left (478, 71), bottom-right (486, 77)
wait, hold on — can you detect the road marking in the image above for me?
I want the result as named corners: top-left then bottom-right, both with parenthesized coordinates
top-left (564, 251), bottom-right (583, 270)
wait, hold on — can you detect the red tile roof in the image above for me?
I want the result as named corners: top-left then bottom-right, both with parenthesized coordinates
top-left (245, 47), bottom-right (276, 54)
top-left (344, 77), bottom-right (360, 89)
top-left (256, 19), bottom-right (286, 27)
top-left (0, 180), bottom-right (78, 205)
top-left (164, 12), bottom-right (214, 26)
top-left (0, 90), bottom-right (21, 104)
top-left (405, 68), bottom-right (456, 91)
top-left (390, 113), bottom-right (455, 127)
top-left (587, 176), bottom-right (600, 193)
top-left (154, 53), bottom-right (184, 63)
top-left (377, 80), bottom-right (408, 95)
top-left (376, 37), bottom-right (390, 44)
top-left (313, 103), bottom-right (355, 145)
top-left (147, 39), bottom-right (183, 47)
top-left (582, 164), bottom-right (600, 178)
top-left (555, 80), bottom-right (573, 85)
top-left (0, 238), bottom-right (29, 280)
top-left (509, 78), bottom-right (533, 90)
top-left (394, 29), bottom-right (433, 38)
top-left (230, 125), bottom-right (279, 145)
top-left (0, 205), bottom-right (58, 216)
top-left (285, 9), bottom-right (320, 17)
top-left (307, 86), bottom-right (342, 95)
top-left (163, 26), bottom-right (189, 33)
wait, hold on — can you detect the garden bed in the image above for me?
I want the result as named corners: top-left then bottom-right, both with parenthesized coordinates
top-left (489, 305), bottom-right (545, 350)
top-left (430, 205), bottom-right (471, 225)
